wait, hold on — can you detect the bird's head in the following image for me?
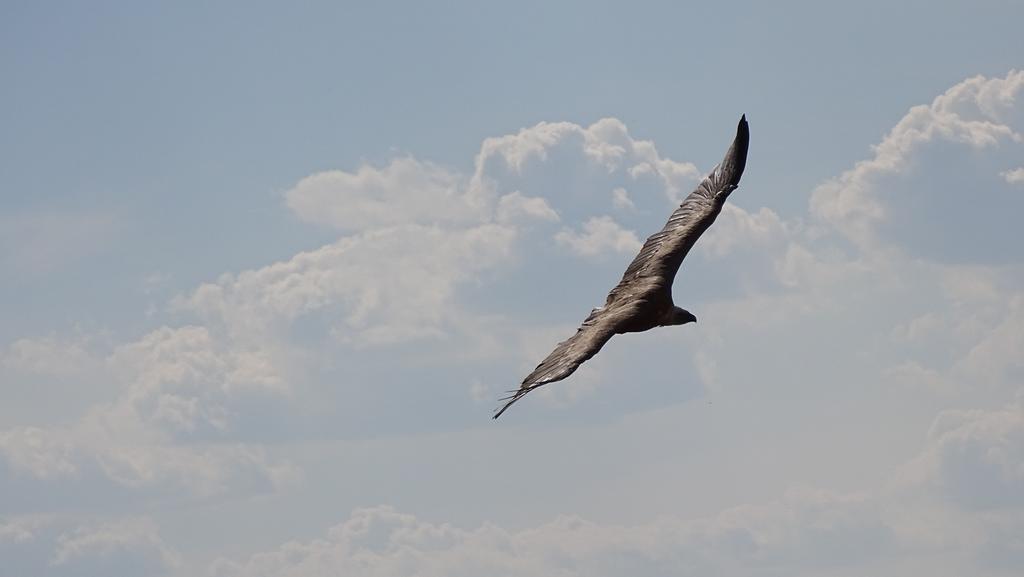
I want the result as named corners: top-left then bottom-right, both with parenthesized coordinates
top-left (669, 307), bottom-right (697, 326)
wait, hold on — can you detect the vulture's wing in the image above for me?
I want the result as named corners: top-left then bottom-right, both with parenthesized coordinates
top-left (607, 115), bottom-right (749, 303)
top-left (493, 304), bottom-right (624, 419)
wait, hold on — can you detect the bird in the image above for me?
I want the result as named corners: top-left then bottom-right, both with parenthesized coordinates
top-left (493, 115), bottom-right (749, 419)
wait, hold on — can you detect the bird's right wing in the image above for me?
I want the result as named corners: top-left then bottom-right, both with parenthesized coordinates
top-left (608, 116), bottom-right (749, 299)
top-left (493, 306), bottom-right (621, 419)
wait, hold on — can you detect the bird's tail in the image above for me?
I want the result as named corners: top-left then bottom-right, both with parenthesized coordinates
top-left (492, 384), bottom-right (541, 419)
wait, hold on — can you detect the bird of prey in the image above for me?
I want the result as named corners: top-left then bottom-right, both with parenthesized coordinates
top-left (493, 115), bottom-right (749, 419)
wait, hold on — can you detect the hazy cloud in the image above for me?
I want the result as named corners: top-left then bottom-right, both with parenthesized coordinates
top-left (0, 515), bottom-right (178, 577)
top-left (0, 210), bottom-right (119, 275)
top-left (555, 216), bottom-right (642, 258)
top-left (1001, 167), bottom-right (1024, 184)
top-left (3, 335), bottom-right (103, 378)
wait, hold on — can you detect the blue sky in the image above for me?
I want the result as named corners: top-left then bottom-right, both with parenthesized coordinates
top-left (2, 1), bottom-right (1024, 575)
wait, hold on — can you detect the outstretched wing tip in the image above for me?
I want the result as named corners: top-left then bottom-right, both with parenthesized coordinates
top-left (492, 387), bottom-right (530, 419)
top-left (725, 115), bottom-right (750, 187)
top-left (736, 114), bottom-right (749, 141)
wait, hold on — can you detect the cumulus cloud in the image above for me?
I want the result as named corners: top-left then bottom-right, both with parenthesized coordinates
top-left (0, 420), bottom-right (298, 496)
top-left (810, 70), bottom-right (1024, 248)
top-left (169, 116), bottom-right (723, 367)
top-left (953, 294), bottom-right (1024, 385)
top-left (51, 517), bottom-right (179, 571)
top-left (1, 516), bottom-right (37, 545)
top-left (697, 204), bottom-right (789, 260)
top-left (285, 157), bottom-right (487, 231)
top-left (284, 117), bottom-right (698, 237)
top-left (0, 427), bottom-right (78, 480)
top-left (555, 216), bottom-right (642, 258)
top-left (472, 118), bottom-right (698, 189)
top-left (208, 486), bottom-right (999, 577)
top-left (899, 395), bottom-right (1024, 511)
top-left (0, 325), bottom-right (298, 496)
top-left (221, 117), bottom-right (706, 349)
top-left (210, 381), bottom-right (1024, 577)
top-left (0, 516), bottom-right (50, 544)
top-left (2, 114), bottom-right (719, 502)
top-left (879, 282), bottom-right (1024, 396)
top-left (182, 224), bottom-right (518, 346)
top-left (683, 71), bottom-right (1024, 404)
top-left (0, 515), bottom-right (179, 577)
top-left (10, 69), bottom-right (1024, 577)
top-left (611, 187), bottom-right (635, 210)
top-left (108, 326), bottom-right (286, 420)
top-left (2, 335), bottom-right (103, 378)
top-left (495, 191), bottom-right (559, 224)
top-left (471, 117), bottom-right (701, 216)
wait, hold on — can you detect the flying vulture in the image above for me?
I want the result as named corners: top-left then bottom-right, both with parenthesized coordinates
top-left (494, 115), bottom-right (749, 419)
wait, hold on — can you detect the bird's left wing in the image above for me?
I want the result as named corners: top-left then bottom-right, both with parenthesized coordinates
top-left (493, 305), bottom-right (625, 419)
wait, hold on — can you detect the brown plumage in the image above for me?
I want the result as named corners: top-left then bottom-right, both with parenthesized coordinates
top-left (494, 115), bottom-right (749, 419)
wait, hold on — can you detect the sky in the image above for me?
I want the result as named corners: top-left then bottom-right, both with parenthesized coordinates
top-left (2, 1), bottom-right (1024, 575)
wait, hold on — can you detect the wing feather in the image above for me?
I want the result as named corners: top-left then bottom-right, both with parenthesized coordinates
top-left (609, 116), bottom-right (749, 300)
top-left (493, 308), bottom-right (619, 419)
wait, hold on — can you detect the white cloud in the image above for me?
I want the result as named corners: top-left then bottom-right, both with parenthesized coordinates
top-left (697, 204), bottom-right (789, 259)
top-left (611, 187), bottom-right (635, 210)
top-left (939, 264), bottom-right (1004, 304)
top-left (668, 73), bottom-right (1024, 411)
top-left (52, 517), bottom-right (179, 571)
top-left (9, 69), bottom-right (1024, 577)
top-left (879, 282), bottom-right (1024, 395)
top-left (198, 116), bottom-right (714, 353)
top-left (890, 312), bottom-right (944, 344)
top-left (495, 191), bottom-right (559, 224)
top-left (0, 516), bottom-right (50, 544)
top-left (692, 349), bottom-right (720, 391)
top-left (810, 70), bottom-right (1024, 247)
top-left (884, 360), bottom-right (955, 393)
top-left (107, 325), bottom-right (286, 429)
top-left (205, 488), bottom-right (989, 577)
top-left (182, 224), bottom-right (517, 346)
top-left (199, 120), bottom-right (675, 349)
top-left (473, 117), bottom-right (694, 178)
top-left (472, 117), bottom-right (700, 206)
top-left (0, 515), bottom-right (179, 577)
top-left (1001, 167), bottom-right (1024, 184)
top-left (285, 157), bottom-right (487, 231)
top-left (954, 294), bottom-right (1024, 386)
top-left (899, 395), bottom-right (1024, 511)
top-left (0, 427), bottom-right (78, 480)
top-left (3, 334), bottom-right (103, 378)
top-left (0, 418), bottom-right (298, 496)
top-left (555, 216), bottom-right (641, 258)
top-left (284, 116), bottom-right (696, 237)
top-left (209, 382), bottom-right (1024, 577)
top-left (4, 114), bottom-right (717, 503)
top-left (0, 324), bottom-right (299, 496)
